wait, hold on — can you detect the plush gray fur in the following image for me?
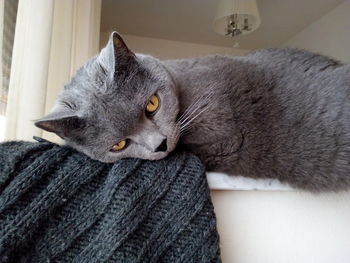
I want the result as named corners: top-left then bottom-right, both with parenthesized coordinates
top-left (36, 32), bottom-right (350, 191)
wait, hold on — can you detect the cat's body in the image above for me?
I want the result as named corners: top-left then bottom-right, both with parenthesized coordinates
top-left (36, 32), bottom-right (350, 191)
top-left (164, 49), bottom-right (350, 191)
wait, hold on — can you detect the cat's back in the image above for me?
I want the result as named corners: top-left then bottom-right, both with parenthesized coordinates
top-left (244, 48), bottom-right (350, 132)
top-left (241, 49), bottom-right (350, 190)
top-left (243, 48), bottom-right (350, 113)
top-left (165, 48), bottom-right (350, 191)
top-left (244, 48), bottom-right (347, 80)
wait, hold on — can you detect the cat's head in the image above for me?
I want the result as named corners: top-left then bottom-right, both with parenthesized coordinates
top-left (35, 32), bottom-right (180, 162)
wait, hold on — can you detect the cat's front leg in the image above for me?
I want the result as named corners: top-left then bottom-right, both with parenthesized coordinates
top-left (182, 133), bottom-right (244, 173)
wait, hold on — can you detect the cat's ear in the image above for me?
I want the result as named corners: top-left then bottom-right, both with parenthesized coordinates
top-left (97, 31), bottom-right (135, 74)
top-left (35, 107), bottom-right (85, 139)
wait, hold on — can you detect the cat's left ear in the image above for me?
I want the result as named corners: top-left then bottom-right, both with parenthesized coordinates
top-left (34, 105), bottom-right (85, 139)
top-left (97, 31), bottom-right (135, 74)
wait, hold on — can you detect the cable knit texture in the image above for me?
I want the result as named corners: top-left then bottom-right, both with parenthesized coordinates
top-left (0, 141), bottom-right (221, 262)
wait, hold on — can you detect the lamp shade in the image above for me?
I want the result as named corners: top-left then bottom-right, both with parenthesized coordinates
top-left (213, 0), bottom-right (261, 36)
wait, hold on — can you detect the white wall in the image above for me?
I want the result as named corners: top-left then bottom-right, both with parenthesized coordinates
top-left (100, 32), bottom-right (248, 59)
top-left (284, 0), bottom-right (350, 63)
top-left (213, 190), bottom-right (350, 263)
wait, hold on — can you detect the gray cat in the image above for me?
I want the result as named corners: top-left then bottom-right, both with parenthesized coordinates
top-left (35, 32), bottom-right (350, 192)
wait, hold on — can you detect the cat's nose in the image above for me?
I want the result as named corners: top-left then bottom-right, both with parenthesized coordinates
top-left (155, 139), bottom-right (167, 152)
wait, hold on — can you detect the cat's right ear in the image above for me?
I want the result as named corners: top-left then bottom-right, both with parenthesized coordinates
top-left (34, 106), bottom-right (85, 139)
top-left (97, 31), bottom-right (135, 74)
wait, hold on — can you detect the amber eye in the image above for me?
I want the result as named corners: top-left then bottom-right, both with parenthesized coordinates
top-left (146, 94), bottom-right (159, 114)
top-left (111, 140), bottom-right (127, 152)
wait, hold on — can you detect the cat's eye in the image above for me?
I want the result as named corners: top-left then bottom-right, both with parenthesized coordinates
top-left (146, 94), bottom-right (159, 114)
top-left (111, 140), bottom-right (127, 152)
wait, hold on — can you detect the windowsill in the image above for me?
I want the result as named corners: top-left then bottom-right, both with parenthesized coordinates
top-left (207, 172), bottom-right (293, 191)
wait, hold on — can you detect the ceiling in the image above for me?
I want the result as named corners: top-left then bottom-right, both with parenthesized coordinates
top-left (101, 0), bottom-right (344, 50)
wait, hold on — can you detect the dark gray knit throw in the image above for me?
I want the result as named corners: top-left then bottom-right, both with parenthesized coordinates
top-left (0, 140), bottom-right (221, 262)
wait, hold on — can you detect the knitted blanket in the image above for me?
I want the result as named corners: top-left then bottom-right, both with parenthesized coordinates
top-left (0, 140), bottom-right (221, 263)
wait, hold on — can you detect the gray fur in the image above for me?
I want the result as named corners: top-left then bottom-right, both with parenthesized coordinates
top-left (36, 32), bottom-right (350, 191)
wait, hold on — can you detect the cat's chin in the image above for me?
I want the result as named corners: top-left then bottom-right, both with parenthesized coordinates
top-left (146, 152), bottom-right (170, 161)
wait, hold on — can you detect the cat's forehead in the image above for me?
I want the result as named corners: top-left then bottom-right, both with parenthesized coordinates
top-left (66, 57), bottom-right (155, 99)
top-left (77, 92), bottom-right (141, 141)
top-left (87, 86), bottom-right (147, 134)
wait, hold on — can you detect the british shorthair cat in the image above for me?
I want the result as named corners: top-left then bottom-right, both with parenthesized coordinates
top-left (36, 32), bottom-right (350, 191)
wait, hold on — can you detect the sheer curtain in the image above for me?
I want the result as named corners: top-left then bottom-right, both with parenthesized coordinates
top-left (0, 0), bottom-right (18, 116)
top-left (5, 0), bottom-right (101, 142)
top-left (0, 0), bottom-right (18, 140)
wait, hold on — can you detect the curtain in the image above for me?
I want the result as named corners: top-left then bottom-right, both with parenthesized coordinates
top-left (4, 0), bottom-right (101, 142)
top-left (0, 0), bottom-right (18, 116)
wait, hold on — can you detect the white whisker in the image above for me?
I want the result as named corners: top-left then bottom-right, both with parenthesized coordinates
top-left (181, 104), bottom-right (209, 131)
top-left (176, 91), bottom-right (214, 138)
top-left (178, 92), bottom-right (214, 125)
top-left (177, 96), bottom-right (203, 123)
top-left (179, 102), bottom-right (204, 125)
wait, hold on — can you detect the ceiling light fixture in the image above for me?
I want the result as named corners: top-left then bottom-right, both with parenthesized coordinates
top-left (213, 0), bottom-right (261, 37)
